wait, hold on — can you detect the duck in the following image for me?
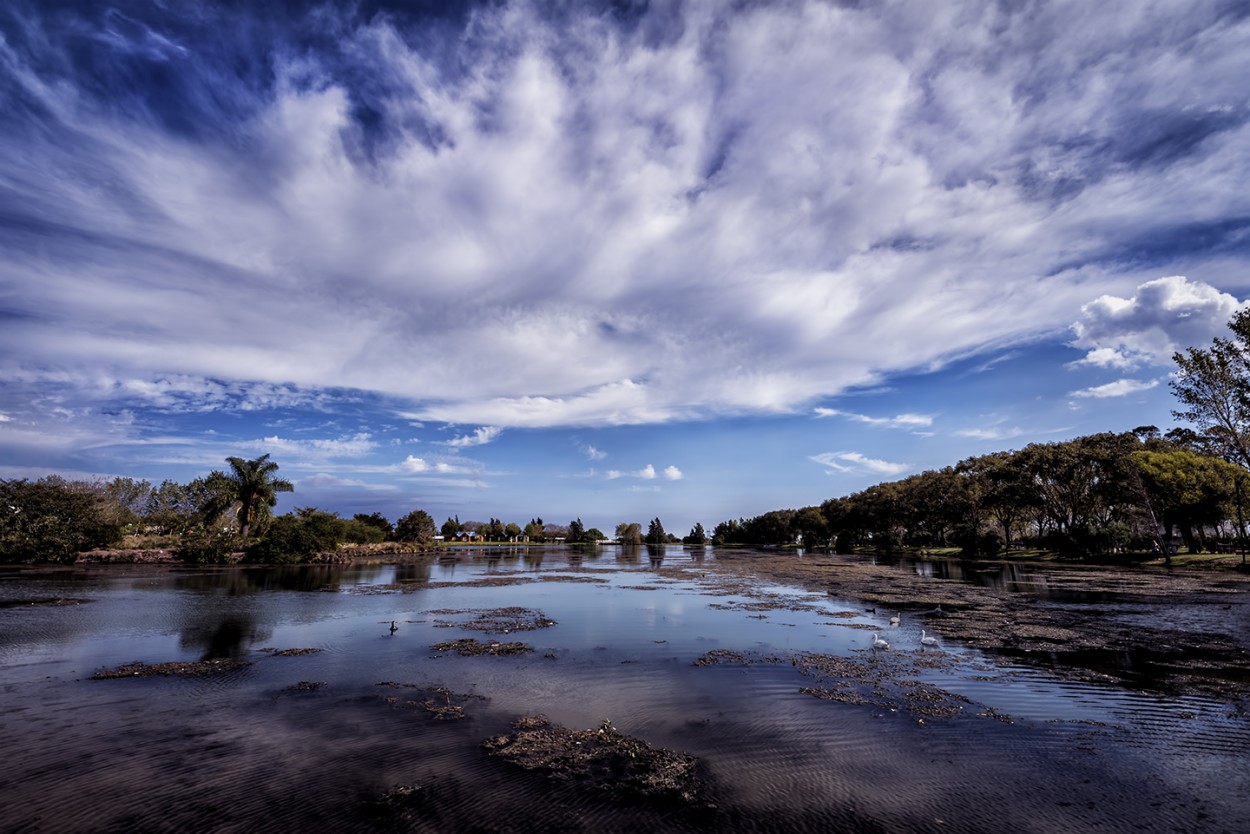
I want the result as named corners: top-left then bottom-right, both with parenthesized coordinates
top-left (389, 621), bottom-right (398, 634)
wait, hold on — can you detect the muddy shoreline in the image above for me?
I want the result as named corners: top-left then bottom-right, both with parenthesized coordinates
top-left (704, 550), bottom-right (1250, 707)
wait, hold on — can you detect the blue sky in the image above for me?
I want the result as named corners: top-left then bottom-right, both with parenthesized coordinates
top-left (3, 0), bottom-right (1250, 535)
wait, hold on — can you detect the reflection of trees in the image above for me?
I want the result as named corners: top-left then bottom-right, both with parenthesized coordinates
top-left (616, 545), bottom-right (640, 564)
top-left (179, 615), bottom-right (267, 660)
top-left (524, 551), bottom-right (544, 570)
top-left (172, 565), bottom-right (362, 594)
top-left (395, 562), bottom-right (431, 585)
top-left (646, 544), bottom-right (665, 567)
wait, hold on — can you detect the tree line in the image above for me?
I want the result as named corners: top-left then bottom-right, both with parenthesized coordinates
top-left (710, 309), bottom-right (1250, 562)
top-left (0, 454), bottom-right (704, 563)
top-left (8, 310), bottom-right (1250, 565)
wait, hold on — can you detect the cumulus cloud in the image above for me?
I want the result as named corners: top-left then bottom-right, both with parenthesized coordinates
top-left (1070, 379), bottom-right (1161, 399)
top-left (2, 1), bottom-right (1249, 432)
top-left (663, 465), bottom-right (683, 480)
top-left (810, 452), bottom-right (911, 477)
top-left (1070, 276), bottom-right (1247, 368)
top-left (634, 464), bottom-right (657, 480)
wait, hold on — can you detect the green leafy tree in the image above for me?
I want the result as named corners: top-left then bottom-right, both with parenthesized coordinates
top-left (441, 516), bottom-right (462, 539)
top-left (683, 522), bottom-right (707, 545)
top-left (353, 512), bottom-right (393, 538)
top-left (0, 477), bottom-right (126, 563)
top-left (584, 527), bottom-right (607, 542)
top-left (616, 522), bottom-right (642, 545)
top-left (1171, 309), bottom-right (1250, 470)
top-left (211, 455), bottom-right (294, 538)
top-left (504, 521), bottom-right (523, 541)
top-left (395, 510), bottom-right (436, 543)
top-left (792, 507), bottom-right (828, 549)
top-left (567, 518), bottom-right (586, 543)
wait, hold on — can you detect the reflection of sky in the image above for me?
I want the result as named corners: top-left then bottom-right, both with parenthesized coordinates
top-left (0, 552), bottom-right (1238, 739)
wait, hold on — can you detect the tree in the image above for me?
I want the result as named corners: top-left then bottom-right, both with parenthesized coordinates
top-left (567, 518), bottom-right (586, 544)
top-left (1171, 309), bottom-right (1250, 470)
top-left (395, 510), bottom-right (436, 543)
top-left (584, 527), bottom-right (607, 542)
top-left (792, 507), bottom-right (828, 549)
top-left (353, 512), bottom-right (393, 538)
top-left (645, 517), bottom-right (666, 545)
top-left (0, 477), bottom-right (126, 562)
top-left (441, 516), bottom-right (462, 539)
top-left (683, 522), bottom-right (707, 545)
top-left (616, 522), bottom-right (642, 545)
top-left (216, 454), bottom-right (294, 538)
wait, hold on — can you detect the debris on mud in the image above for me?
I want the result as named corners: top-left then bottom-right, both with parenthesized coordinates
top-left (426, 606), bottom-right (556, 633)
top-left (377, 683), bottom-right (485, 719)
top-left (282, 680), bottom-right (326, 693)
top-left (91, 658), bottom-right (250, 679)
top-left (259, 647), bottom-right (323, 656)
top-left (430, 638), bottom-right (534, 657)
top-left (692, 649), bottom-right (785, 666)
top-left (483, 716), bottom-right (707, 804)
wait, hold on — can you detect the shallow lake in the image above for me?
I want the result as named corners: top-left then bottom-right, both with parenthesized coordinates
top-left (2, 546), bottom-right (1247, 833)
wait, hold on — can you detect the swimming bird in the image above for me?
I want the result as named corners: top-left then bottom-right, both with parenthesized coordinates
top-left (871, 632), bottom-right (890, 651)
top-left (889, 613), bottom-right (901, 626)
top-left (389, 621), bottom-right (398, 634)
top-left (920, 629), bottom-right (939, 649)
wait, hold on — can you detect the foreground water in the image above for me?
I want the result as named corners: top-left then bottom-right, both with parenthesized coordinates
top-left (1, 547), bottom-right (1247, 833)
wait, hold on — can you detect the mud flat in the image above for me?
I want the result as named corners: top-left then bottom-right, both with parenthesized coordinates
top-left (707, 550), bottom-right (1250, 706)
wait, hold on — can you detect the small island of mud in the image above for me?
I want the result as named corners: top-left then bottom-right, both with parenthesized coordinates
top-left (483, 716), bottom-right (707, 804)
top-left (430, 638), bottom-right (534, 656)
top-left (91, 658), bottom-right (250, 679)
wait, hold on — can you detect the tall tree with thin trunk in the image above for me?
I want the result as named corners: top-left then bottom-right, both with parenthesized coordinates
top-left (222, 454), bottom-right (294, 538)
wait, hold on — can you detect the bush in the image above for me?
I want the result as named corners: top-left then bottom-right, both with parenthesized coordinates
top-left (246, 513), bottom-right (342, 564)
top-left (1, 478), bottom-right (125, 563)
top-left (177, 528), bottom-right (243, 564)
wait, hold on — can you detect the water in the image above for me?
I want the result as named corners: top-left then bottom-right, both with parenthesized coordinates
top-left (2, 548), bottom-right (1247, 833)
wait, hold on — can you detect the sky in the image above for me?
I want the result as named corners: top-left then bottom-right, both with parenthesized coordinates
top-left (2, 0), bottom-right (1250, 536)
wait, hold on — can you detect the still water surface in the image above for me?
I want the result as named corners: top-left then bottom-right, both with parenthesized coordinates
top-left (2, 547), bottom-right (1247, 832)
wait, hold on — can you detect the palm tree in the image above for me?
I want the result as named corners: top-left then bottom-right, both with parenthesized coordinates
top-left (223, 454), bottom-right (294, 538)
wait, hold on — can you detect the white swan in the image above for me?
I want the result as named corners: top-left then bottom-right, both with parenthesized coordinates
top-left (871, 632), bottom-right (890, 650)
top-left (889, 613), bottom-right (900, 626)
top-left (920, 629), bottom-right (939, 649)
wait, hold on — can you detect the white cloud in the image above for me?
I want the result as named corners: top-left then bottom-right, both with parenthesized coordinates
top-left (954, 426), bottom-right (1026, 441)
top-left (814, 408), bottom-right (933, 429)
top-left (606, 469), bottom-right (623, 480)
top-left (399, 455), bottom-right (429, 473)
top-left (810, 451), bottom-right (911, 477)
top-left (1069, 378), bottom-right (1161, 399)
top-left (255, 433), bottom-right (377, 458)
top-left (442, 426), bottom-right (502, 448)
top-left (663, 465), bottom-right (683, 481)
top-left (298, 473), bottom-right (369, 488)
top-left (584, 444), bottom-right (607, 461)
top-left (2, 3), bottom-right (1249, 430)
top-left (634, 464), bottom-right (657, 480)
top-left (1071, 276), bottom-right (1247, 367)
